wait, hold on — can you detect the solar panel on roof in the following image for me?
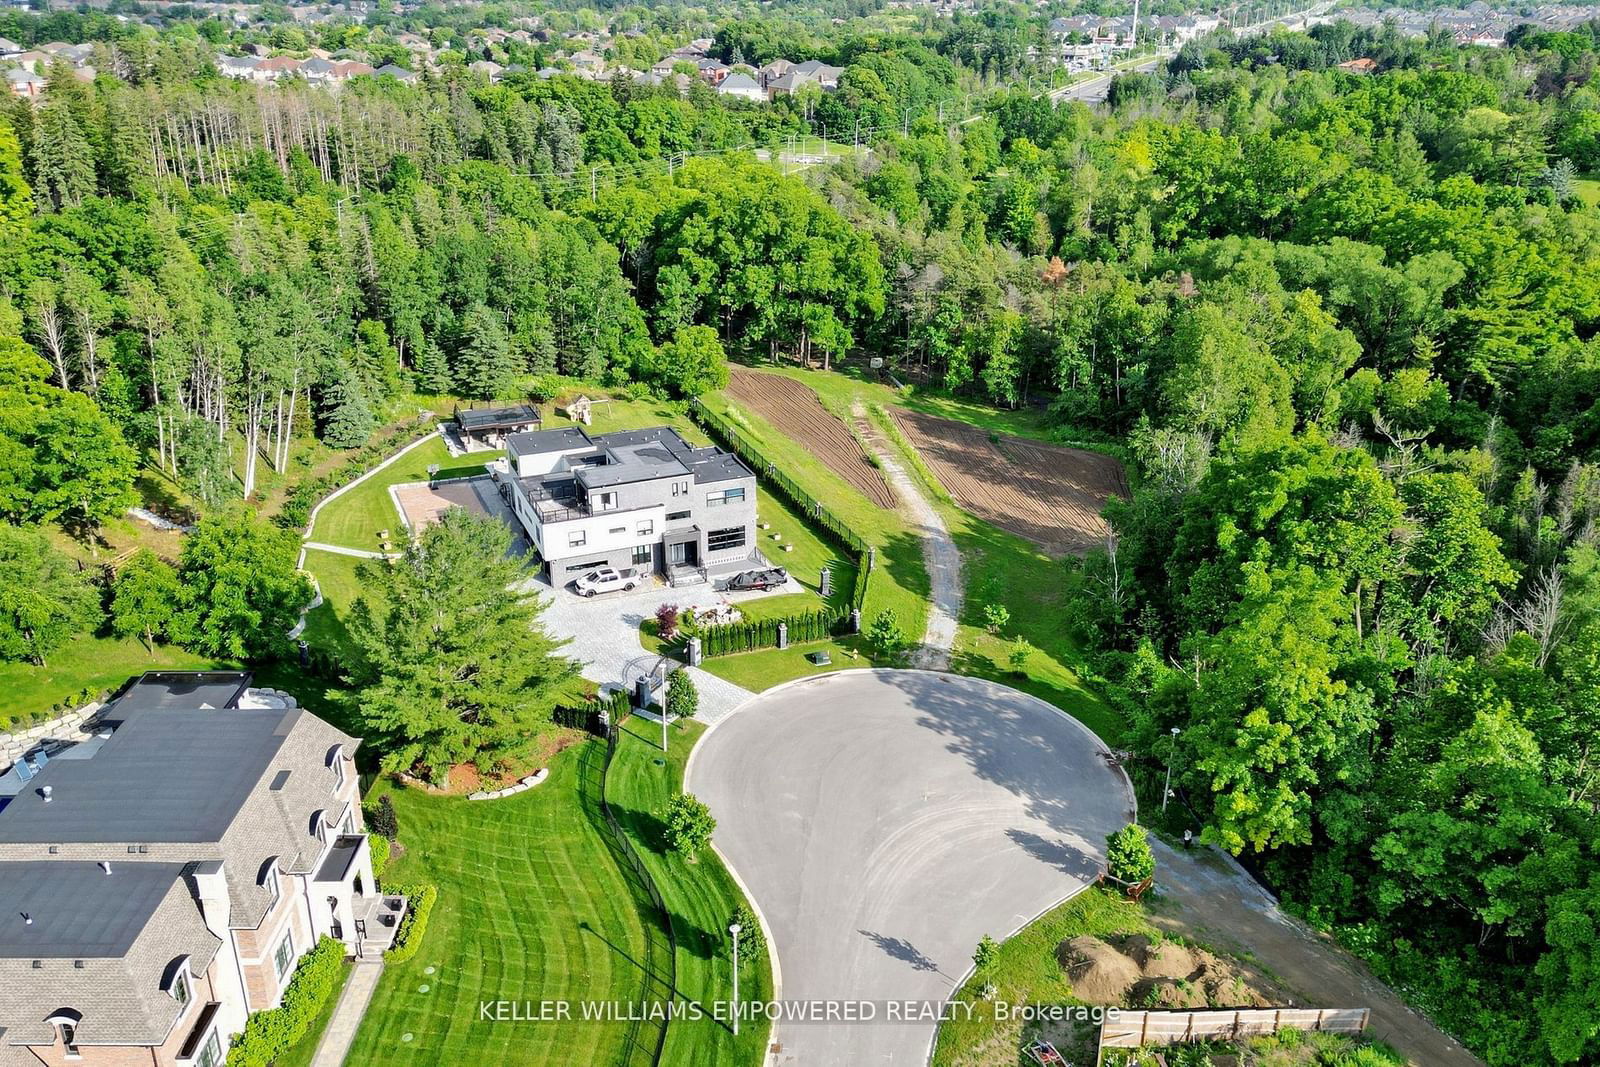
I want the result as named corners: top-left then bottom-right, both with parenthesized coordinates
top-left (14, 760), bottom-right (33, 782)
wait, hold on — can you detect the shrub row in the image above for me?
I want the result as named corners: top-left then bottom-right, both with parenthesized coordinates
top-left (553, 690), bottom-right (629, 734)
top-left (226, 936), bottom-right (346, 1067)
top-left (690, 399), bottom-right (875, 614)
top-left (383, 882), bottom-right (438, 964)
top-left (274, 418), bottom-right (438, 532)
top-left (0, 687), bottom-right (108, 733)
top-left (698, 608), bottom-right (848, 657)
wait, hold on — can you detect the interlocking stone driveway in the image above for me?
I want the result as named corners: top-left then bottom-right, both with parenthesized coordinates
top-left (529, 575), bottom-right (802, 722)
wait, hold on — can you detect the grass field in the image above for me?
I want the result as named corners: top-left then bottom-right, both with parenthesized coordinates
top-left (0, 637), bottom-right (220, 724)
top-left (607, 715), bottom-right (774, 1066)
top-left (306, 436), bottom-right (488, 552)
top-left (347, 739), bottom-right (670, 1067)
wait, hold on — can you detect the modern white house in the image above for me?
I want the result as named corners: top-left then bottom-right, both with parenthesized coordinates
top-left (499, 425), bottom-right (760, 588)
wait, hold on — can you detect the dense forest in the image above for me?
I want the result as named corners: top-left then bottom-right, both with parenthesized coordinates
top-left (2, 6), bottom-right (1600, 1063)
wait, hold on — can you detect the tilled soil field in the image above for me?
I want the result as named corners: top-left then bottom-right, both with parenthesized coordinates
top-left (889, 408), bottom-right (1128, 555)
top-left (725, 366), bottom-right (897, 508)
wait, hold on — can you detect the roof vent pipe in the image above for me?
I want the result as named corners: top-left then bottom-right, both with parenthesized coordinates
top-left (39, 785), bottom-right (52, 803)
top-left (99, 861), bottom-right (111, 876)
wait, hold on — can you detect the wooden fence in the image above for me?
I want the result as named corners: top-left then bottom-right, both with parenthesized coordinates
top-left (1099, 1008), bottom-right (1369, 1056)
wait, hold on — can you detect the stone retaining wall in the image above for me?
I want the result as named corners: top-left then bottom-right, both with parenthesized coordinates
top-left (0, 701), bottom-right (104, 771)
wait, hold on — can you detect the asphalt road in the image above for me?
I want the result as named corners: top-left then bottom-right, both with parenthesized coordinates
top-left (688, 670), bottom-right (1131, 1065)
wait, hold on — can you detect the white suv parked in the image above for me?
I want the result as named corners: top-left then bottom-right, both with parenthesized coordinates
top-left (571, 566), bottom-right (643, 597)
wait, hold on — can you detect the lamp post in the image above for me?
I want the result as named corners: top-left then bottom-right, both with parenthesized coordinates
top-left (729, 923), bottom-right (742, 1036)
top-left (1162, 726), bottom-right (1180, 813)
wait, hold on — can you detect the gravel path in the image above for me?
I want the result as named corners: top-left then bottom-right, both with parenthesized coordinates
top-left (1149, 840), bottom-right (1485, 1067)
top-left (853, 404), bottom-right (963, 670)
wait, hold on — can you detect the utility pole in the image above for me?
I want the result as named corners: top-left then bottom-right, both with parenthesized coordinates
top-left (1163, 726), bottom-right (1180, 813)
top-left (729, 923), bottom-right (742, 1036)
top-left (1130, 0), bottom-right (1140, 52)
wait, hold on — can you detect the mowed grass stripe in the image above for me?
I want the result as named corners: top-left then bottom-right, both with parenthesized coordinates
top-left (347, 738), bottom-right (661, 1065)
top-left (606, 716), bottom-right (775, 1067)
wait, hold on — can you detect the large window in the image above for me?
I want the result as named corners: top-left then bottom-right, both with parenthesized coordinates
top-left (632, 544), bottom-right (653, 566)
top-left (273, 932), bottom-right (294, 980)
top-left (196, 1031), bottom-right (222, 1067)
top-left (594, 491), bottom-right (617, 511)
top-left (706, 487), bottom-right (746, 508)
top-left (637, 520), bottom-right (654, 537)
top-left (707, 526), bottom-right (747, 552)
top-left (567, 530), bottom-right (587, 548)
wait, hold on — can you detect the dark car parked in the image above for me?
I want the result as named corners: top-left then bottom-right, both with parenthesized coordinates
top-left (722, 567), bottom-right (788, 592)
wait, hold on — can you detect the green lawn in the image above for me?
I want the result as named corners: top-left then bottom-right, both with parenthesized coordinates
top-left (1575, 177), bottom-right (1600, 209)
top-left (300, 548), bottom-right (377, 665)
top-left (307, 436), bottom-right (488, 551)
top-left (607, 715), bottom-right (774, 1066)
top-left (347, 740), bottom-right (671, 1067)
top-left (931, 887), bottom-right (1154, 1067)
top-left (944, 511), bottom-right (1124, 746)
top-left (274, 961), bottom-right (354, 1067)
top-left (0, 637), bottom-right (220, 725)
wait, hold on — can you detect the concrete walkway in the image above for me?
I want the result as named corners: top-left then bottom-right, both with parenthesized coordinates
top-left (301, 542), bottom-right (397, 560)
top-left (1149, 841), bottom-right (1485, 1067)
top-left (853, 404), bottom-right (963, 670)
top-left (309, 960), bottom-right (384, 1067)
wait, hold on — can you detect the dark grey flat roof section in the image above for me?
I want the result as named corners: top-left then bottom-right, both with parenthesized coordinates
top-left (689, 454), bottom-right (752, 485)
top-left (314, 835), bottom-right (363, 882)
top-left (455, 403), bottom-right (541, 431)
top-left (0, 861), bottom-right (187, 958)
top-left (113, 672), bottom-right (253, 713)
top-left (0, 708), bottom-right (298, 844)
top-left (507, 426), bottom-right (592, 453)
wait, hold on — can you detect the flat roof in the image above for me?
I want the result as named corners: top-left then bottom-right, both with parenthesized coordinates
top-left (507, 426), bottom-right (592, 454)
top-left (689, 453), bottom-right (754, 485)
top-left (456, 403), bottom-right (541, 431)
top-left (113, 672), bottom-right (253, 713)
top-left (0, 708), bottom-right (298, 845)
top-left (0, 861), bottom-right (187, 958)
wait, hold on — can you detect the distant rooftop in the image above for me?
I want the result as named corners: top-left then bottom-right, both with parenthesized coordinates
top-left (455, 403), bottom-right (541, 432)
top-left (507, 426), bottom-right (592, 454)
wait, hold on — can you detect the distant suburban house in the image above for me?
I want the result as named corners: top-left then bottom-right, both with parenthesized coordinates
top-left (373, 62), bottom-right (417, 83)
top-left (717, 71), bottom-right (766, 102)
top-left (3, 66), bottom-right (44, 97)
top-left (500, 425), bottom-right (759, 587)
top-left (469, 59), bottom-right (504, 81)
top-left (0, 672), bottom-right (404, 1067)
top-left (765, 59), bottom-right (844, 97)
top-left (1336, 57), bottom-right (1379, 74)
top-left (695, 56), bottom-right (730, 84)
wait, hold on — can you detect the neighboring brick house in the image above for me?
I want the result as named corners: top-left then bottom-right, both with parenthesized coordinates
top-left (0, 673), bottom-right (403, 1067)
top-left (500, 425), bottom-right (760, 586)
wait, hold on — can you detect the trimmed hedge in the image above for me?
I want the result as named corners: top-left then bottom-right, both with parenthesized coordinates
top-left (226, 936), bottom-right (346, 1067)
top-left (691, 399), bottom-right (875, 620)
top-left (383, 882), bottom-right (438, 964)
top-left (553, 690), bottom-right (629, 734)
top-left (698, 608), bottom-right (847, 657)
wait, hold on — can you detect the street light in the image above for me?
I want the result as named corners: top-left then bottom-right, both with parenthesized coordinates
top-left (729, 922), bottom-right (742, 1036)
top-left (1162, 726), bottom-right (1180, 813)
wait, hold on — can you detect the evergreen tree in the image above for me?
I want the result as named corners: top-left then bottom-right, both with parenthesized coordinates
top-left (343, 510), bottom-right (578, 781)
top-left (31, 95), bottom-right (95, 209)
top-left (319, 363), bottom-right (376, 449)
top-left (454, 304), bottom-right (516, 400)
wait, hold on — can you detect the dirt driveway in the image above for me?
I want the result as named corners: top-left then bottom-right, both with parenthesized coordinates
top-left (1148, 841), bottom-right (1484, 1067)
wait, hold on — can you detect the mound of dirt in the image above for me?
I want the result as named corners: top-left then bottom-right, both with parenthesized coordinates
top-left (1057, 933), bottom-right (1277, 1009)
top-left (1057, 935), bottom-right (1144, 1004)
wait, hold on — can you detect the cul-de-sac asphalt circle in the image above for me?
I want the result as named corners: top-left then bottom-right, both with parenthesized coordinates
top-left (688, 669), bottom-right (1133, 1065)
